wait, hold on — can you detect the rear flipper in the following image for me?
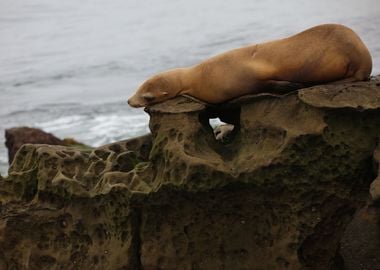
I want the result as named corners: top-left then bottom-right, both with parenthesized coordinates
top-left (327, 76), bottom-right (365, 85)
top-left (214, 124), bottom-right (235, 143)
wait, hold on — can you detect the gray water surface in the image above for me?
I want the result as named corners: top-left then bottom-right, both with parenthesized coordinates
top-left (1, 0), bottom-right (379, 175)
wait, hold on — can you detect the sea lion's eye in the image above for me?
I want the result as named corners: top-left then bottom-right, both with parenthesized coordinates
top-left (142, 94), bottom-right (155, 102)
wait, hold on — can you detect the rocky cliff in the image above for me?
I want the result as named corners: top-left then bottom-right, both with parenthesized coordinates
top-left (5, 127), bottom-right (92, 165)
top-left (1, 76), bottom-right (380, 270)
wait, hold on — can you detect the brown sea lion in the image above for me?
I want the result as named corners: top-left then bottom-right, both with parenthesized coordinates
top-left (128, 24), bottom-right (372, 108)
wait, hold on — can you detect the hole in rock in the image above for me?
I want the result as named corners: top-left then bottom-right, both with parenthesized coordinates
top-left (199, 105), bottom-right (241, 144)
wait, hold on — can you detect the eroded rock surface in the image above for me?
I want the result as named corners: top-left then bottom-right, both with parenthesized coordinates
top-left (1, 76), bottom-right (380, 269)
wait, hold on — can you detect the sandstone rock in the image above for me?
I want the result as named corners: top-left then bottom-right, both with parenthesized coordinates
top-left (0, 134), bottom-right (152, 269)
top-left (139, 77), bottom-right (380, 269)
top-left (0, 76), bottom-right (380, 269)
top-left (298, 78), bottom-right (380, 109)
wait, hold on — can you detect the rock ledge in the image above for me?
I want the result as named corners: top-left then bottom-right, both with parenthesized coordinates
top-left (1, 76), bottom-right (380, 269)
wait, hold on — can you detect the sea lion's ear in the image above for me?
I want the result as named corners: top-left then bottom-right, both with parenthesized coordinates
top-left (161, 91), bottom-right (168, 96)
top-left (142, 93), bottom-right (155, 101)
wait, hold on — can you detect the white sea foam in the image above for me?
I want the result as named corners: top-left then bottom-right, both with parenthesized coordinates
top-left (34, 111), bottom-right (150, 147)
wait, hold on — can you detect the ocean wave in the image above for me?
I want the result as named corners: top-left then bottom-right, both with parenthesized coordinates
top-left (34, 111), bottom-right (150, 147)
top-left (0, 100), bottom-right (150, 175)
top-left (7, 60), bottom-right (134, 90)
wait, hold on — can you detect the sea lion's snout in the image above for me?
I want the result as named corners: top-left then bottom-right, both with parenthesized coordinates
top-left (127, 97), bottom-right (143, 108)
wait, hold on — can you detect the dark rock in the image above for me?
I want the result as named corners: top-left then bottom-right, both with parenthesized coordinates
top-left (340, 205), bottom-right (380, 270)
top-left (340, 145), bottom-right (380, 270)
top-left (0, 76), bottom-right (380, 269)
top-left (370, 147), bottom-right (380, 201)
top-left (5, 127), bottom-right (65, 164)
top-left (4, 127), bottom-right (92, 166)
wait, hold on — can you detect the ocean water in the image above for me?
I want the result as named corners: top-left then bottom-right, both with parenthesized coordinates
top-left (0, 0), bottom-right (379, 175)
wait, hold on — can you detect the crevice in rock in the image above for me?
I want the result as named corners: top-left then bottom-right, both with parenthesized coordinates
top-left (197, 105), bottom-right (242, 161)
top-left (128, 206), bottom-right (142, 270)
top-left (22, 169), bottom-right (38, 202)
top-left (297, 203), bottom-right (356, 269)
top-left (199, 104), bottom-right (241, 144)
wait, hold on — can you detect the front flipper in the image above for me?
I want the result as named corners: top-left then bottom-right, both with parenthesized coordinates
top-left (265, 80), bottom-right (311, 94)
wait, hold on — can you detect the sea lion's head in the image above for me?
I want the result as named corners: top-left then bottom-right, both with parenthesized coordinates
top-left (128, 74), bottom-right (172, 108)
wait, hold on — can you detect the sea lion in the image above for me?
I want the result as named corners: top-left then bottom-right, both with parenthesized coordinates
top-left (128, 24), bottom-right (372, 107)
top-left (214, 124), bottom-right (235, 143)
